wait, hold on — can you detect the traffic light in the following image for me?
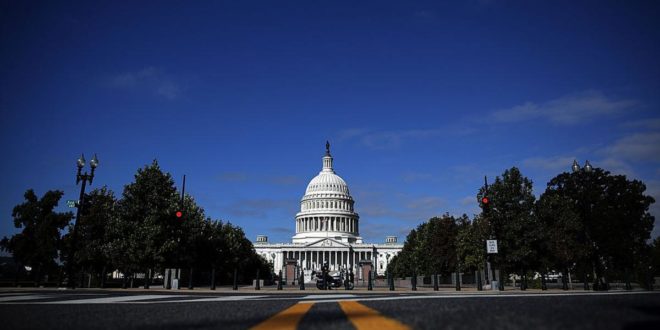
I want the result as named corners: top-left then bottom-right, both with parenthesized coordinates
top-left (175, 211), bottom-right (183, 218)
top-left (481, 176), bottom-right (491, 214)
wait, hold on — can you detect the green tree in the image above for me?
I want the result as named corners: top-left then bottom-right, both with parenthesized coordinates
top-left (536, 192), bottom-right (586, 287)
top-left (544, 168), bottom-right (655, 288)
top-left (477, 167), bottom-right (537, 289)
top-left (110, 160), bottom-right (179, 285)
top-left (0, 190), bottom-right (73, 286)
top-left (456, 214), bottom-right (489, 274)
top-left (387, 214), bottom-right (465, 277)
top-left (62, 187), bottom-right (116, 286)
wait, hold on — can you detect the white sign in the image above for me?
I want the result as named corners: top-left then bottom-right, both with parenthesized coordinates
top-left (486, 240), bottom-right (498, 254)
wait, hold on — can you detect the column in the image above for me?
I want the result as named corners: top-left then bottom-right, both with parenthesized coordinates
top-left (333, 250), bottom-right (337, 270)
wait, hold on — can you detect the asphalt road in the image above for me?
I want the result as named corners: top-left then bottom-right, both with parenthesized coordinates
top-left (1, 289), bottom-right (659, 329)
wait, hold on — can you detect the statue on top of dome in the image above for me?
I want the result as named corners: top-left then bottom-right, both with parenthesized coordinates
top-left (325, 140), bottom-right (331, 156)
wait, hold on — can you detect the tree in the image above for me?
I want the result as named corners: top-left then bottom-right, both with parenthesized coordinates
top-left (387, 214), bottom-right (465, 278)
top-left (477, 167), bottom-right (537, 289)
top-left (544, 168), bottom-right (655, 288)
top-left (0, 190), bottom-right (73, 286)
top-left (110, 160), bottom-right (179, 285)
top-left (456, 214), bottom-right (489, 274)
top-left (536, 192), bottom-right (586, 288)
top-left (62, 187), bottom-right (116, 286)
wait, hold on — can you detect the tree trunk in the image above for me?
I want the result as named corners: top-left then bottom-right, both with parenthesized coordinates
top-left (210, 267), bottom-right (216, 290)
top-left (476, 270), bottom-right (483, 291)
top-left (144, 269), bottom-right (150, 289)
top-left (100, 265), bottom-right (106, 288)
top-left (35, 264), bottom-right (42, 287)
top-left (14, 263), bottom-right (21, 287)
top-left (233, 268), bottom-right (238, 290)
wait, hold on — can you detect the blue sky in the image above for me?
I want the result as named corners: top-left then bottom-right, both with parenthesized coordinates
top-left (1, 0), bottom-right (659, 246)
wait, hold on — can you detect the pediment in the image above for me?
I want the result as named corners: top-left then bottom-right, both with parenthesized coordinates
top-left (304, 238), bottom-right (350, 248)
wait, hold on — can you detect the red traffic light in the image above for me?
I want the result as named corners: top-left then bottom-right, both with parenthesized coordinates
top-left (175, 211), bottom-right (183, 218)
top-left (481, 197), bottom-right (489, 205)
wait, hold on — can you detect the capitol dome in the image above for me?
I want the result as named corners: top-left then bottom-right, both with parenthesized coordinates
top-left (292, 142), bottom-right (362, 244)
top-left (304, 167), bottom-right (350, 196)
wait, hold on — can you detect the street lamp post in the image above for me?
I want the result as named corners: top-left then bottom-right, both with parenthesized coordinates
top-left (572, 159), bottom-right (594, 291)
top-left (67, 153), bottom-right (99, 289)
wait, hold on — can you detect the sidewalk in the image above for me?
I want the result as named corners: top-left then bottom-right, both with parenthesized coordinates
top-left (1, 285), bottom-right (646, 295)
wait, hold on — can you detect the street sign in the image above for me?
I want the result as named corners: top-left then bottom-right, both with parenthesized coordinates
top-left (486, 240), bottom-right (498, 254)
top-left (66, 200), bottom-right (78, 208)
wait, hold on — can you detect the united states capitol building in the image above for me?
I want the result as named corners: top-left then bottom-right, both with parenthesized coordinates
top-left (254, 143), bottom-right (403, 281)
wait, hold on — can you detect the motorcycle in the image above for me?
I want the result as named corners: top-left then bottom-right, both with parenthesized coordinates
top-left (315, 271), bottom-right (343, 289)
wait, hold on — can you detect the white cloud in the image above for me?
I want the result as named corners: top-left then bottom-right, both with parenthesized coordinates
top-left (522, 156), bottom-right (576, 172)
top-left (460, 195), bottom-right (475, 206)
top-left (622, 118), bottom-right (660, 130)
top-left (337, 128), bottom-right (443, 150)
top-left (603, 132), bottom-right (660, 163)
top-left (401, 171), bottom-right (433, 183)
top-left (492, 91), bottom-right (638, 125)
top-left (216, 172), bottom-right (249, 182)
top-left (405, 196), bottom-right (444, 211)
top-left (225, 198), bottom-right (296, 218)
top-left (110, 67), bottom-right (181, 100)
top-left (595, 158), bottom-right (637, 177)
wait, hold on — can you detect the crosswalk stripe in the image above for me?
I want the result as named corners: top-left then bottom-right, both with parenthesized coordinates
top-left (339, 301), bottom-right (411, 330)
top-left (140, 295), bottom-right (268, 303)
top-left (249, 302), bottom-right (314, 330)
top-left (42, 295), bottom-right (182, 304)
top-left (0, 295), bottom-right (48, 302)
top-left (301, 294), bottom-right (355, 300)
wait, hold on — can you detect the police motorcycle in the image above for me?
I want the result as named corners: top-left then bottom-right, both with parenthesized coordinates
top-left (314, 263), bottom-right (354, 290)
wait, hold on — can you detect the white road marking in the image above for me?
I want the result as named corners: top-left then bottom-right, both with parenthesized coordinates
top-left (137, 295), bottom-right (269, 303)
top-left (43, 294), bottom-right (183, 304)
top-left (301, 290), bottom-right (660, 304)
top-left (301, 294), bottom-right (356, 300)
top-left (0, 295), bottom-right (48, 302)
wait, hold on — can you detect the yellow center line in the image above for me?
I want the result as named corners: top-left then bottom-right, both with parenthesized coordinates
top-left (339, 300), bottom-right (411, 330)
top-left (250, 302), bottom-right (314, 330)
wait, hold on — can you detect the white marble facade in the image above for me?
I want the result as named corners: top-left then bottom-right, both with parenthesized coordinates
top-left (254, 143), bottom-right (403, 277)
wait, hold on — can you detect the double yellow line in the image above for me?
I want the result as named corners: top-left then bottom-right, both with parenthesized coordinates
top-left (251, 300), bottom-right (411, 330)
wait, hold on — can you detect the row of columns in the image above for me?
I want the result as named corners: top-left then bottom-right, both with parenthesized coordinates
top-left (296, 216), bottom-right (358, 233)
top-left (281, 249), bottom-right (373, 271)
top-left (302, 199), bottom-right (353, 212)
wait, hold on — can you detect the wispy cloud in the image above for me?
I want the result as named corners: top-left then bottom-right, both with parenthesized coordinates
top-left (622, 118), bottom-right (660, 130)
top-left (400, 171), bottom-right (433, 183)
top-left (110, 67), bottom-right (181, 100)
top-left (337, 128), bottom-right (443, 150)
top-left (596, 158), bottom-right (637, 177)
top-left (216, 172), bottom-right (303, 186)
top-left (216, 172), bottom-right (249, 182)
top-left (603, 132), bottom-right (660, 163)
top-left (405, 196), bottom-right (444, 211)
top-left (522, 155), bottom-right (576, 172)
top-left (266, 175), bottom-right (304, 186)
top-left (225, 198), bottom-right (297, 218)
top-left (355, 186), bottom-right (446, 222)
top-left (460, 195), bottom-right (475, 206)
top-left (360, 222), bottom-right (411, 243)
top-left (491, 91), bottom-right (638, 125)
top-left (268, 227), bottom-right (293, 234)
